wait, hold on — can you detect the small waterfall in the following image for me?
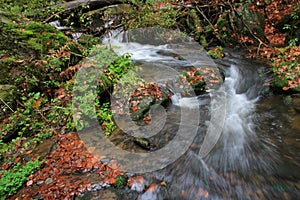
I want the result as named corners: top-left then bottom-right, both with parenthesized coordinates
top-left (48, 20), bottom-right (69, 31)
top-left (171, 93), bottom-right (211, 109)
top-left (204, 65), bottom-right (262, 172)
top-left (156, 64), bottom-right (282, 200)
top-left (48, 20), bottom-right (82, 40)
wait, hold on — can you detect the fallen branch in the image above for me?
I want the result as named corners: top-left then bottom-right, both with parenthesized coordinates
top-left (60, 0), bottom-right (126, 11)
top-left (44, 0), bottom-right (131, 23)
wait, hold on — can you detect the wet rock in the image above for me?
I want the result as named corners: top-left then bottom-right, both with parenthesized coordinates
top-left (77, 190), bottom-right (118, 200)
top-left (138, 184), bottom-right (162, 200)
top-left (129, 83), bottom-right (170, 121)
top-left (283, 95), bottom-right (293, 105)
top-left (126, 28), bottom-right (189, 46)
top-left (156, 50), bottom-right (186, 60)
top-left (100, 158), bottom-right (111, 164)
top-left (128, 176), bottom-right (145, 192)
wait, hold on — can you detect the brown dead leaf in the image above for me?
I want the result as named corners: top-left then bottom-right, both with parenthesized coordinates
top-left (25, 149), bottom-right (33, 155)
top-left (2, 163), bottom-right (9, 170)
top-left (14, 157), bottom-right (21, 163)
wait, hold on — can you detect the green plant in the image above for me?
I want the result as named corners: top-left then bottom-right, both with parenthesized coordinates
top-left (1, 92), bottom-right (44, 139)
top-left (107, 54), bottom-right (136, 80)
top-left (72, 46), bottom-right (138, 134)
top-left (0, 0), bottom-right (64, 22)
top-left (95, 102), bottom-right (116, 136)
top-left (0, 140), bottom-right (9, 158)
top-left (264, 46), bottom-right (300, 92)
top-left (0, 158), bottom-right (43, 199)
top-left (124, 1), bottom-right (179, 29)
top-left (115, 175), bottom-right (126, 188)
top-left (283, 11), bottom-right (299, 46)
top-left (207, 46), bottom-right (224, 59)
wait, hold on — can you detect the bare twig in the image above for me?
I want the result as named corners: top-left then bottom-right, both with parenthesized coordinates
top-left (43, 8), bottom-right (68, 23)
top-left (0, 96), bottom-right (14, 113)
top-left (195, 6), bottom-right (218, 36)
top-left (228, 2), bottom-right (269, 52)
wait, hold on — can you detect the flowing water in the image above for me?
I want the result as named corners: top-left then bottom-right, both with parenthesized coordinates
top-left (101, 32), bottom-right (300, 199)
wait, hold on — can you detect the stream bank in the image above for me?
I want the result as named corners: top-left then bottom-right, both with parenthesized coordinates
top-left (0, 0), bottom-right (299, 199)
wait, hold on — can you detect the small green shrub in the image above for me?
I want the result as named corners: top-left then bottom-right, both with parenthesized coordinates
top-left (115, 175), bottom-right (126, 188)
top-left (207, 46), bottom-right (224, 59)
top-left (266, 46), bottom-right (300, 92)
top-left (95, 102), bottom-right (115, 136)
top-left (0, 158), bottom-right (43, 199)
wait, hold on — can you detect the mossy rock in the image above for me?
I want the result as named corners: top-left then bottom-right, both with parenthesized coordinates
top-left (129, 83), bottom-right (170, 121)
top-left (129, 67), bottom-right (224, 121)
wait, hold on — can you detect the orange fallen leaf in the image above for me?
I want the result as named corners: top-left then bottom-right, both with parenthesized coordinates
top-left (2, 163), bottom-right (9, 170)
top-left (160, 181), bottom-right (167, 186)
top-left (14, 157), bottom-right (21, 163)
top-left (86, 161), bottom-right (93, 169)
top-left (110, 160), bottom-right (118, 170)
top-left (181, 190), bottom-right (186, 198)
top-left (282, 86), bottom-right (289, 91)
top-left (25, 149), bottom-right (33, 155)
top-left (104, 178), bottom-right (116, 185)
top-left (33, 97), bottom-right (42, 109)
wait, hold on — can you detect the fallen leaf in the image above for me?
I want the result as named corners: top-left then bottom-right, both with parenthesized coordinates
top-left (283, 86), bottom-right (289, 91)
top-left (14, 157), bottom-right (21, 163)
top-left (26, 180), bottom-right (33, 187)
top-left (33, 97), bottom-right (42, 109)
top-left (2, 163), bottom-right (9, 170)
top-left (25, 149), bottom-right (33, 155)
